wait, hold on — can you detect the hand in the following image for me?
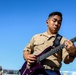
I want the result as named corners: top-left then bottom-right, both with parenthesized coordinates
top-left (64, 40), bottom-right (76, 55)
top-left (26, 54), bottom-right (36, 65)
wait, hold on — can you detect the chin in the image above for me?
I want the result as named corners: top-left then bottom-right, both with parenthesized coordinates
top-left (52, 31), bottom-right (58, 34)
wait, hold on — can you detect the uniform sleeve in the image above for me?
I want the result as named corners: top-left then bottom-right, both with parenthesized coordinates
top-left (62, 48), bottom-right (69, 61)
top-left (23, 36), bottom-right (35, 54)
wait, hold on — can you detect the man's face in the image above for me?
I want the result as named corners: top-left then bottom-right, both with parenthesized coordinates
top-left (46, 15), bottom-right (62, 34)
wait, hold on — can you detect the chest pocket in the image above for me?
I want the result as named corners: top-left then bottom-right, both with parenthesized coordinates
top-left (34, 40), bottom-right (45, 46)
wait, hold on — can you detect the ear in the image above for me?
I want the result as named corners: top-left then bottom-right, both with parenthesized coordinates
top-left (46, 20), bottom-right (48, 24)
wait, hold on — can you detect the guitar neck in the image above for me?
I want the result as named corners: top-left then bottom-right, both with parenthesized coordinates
top-left (38, 44), bottom-right (64, 62)
top-left (37, 37), bottom-right (76, 62)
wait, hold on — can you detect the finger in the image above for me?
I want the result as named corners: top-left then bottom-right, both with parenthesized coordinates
top-left (28, 57), bottom-right (36, 61)
top-left (28, 55), bottom-right (36, 60)
top-left (65, 44), bottom-right (68, 48)
top-left (64, 40), bottom-right (72, 48)
top-left (67, 40), bottom-right (74, 46)
top-left (27, 59), bottom-right (35, 64)
top-left (27, 62), bottom-right (31, 65)
top-left (64, 41), bottom-right (68, 48)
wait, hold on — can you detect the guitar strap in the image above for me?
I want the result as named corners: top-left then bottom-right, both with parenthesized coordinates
top-left (53, 34), bottom-right (62, 47)
top-left (39, 34), bottom-right (62, 54)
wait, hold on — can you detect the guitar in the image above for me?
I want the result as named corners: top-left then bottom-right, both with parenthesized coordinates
top-left (20, 37), bottom-right (76, 75)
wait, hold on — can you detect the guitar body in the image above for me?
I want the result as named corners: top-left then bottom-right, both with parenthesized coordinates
top-left (20, 46), bottom-right (53, 75)
top-left (20, 62), bottom-right (44, 75)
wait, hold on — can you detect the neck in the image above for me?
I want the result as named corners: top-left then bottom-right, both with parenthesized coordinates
top-left (47, 30), bottom-right (57, 35)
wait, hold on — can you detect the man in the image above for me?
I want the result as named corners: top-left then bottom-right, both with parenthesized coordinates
top-left (23, 11), bottom-right (76, 75)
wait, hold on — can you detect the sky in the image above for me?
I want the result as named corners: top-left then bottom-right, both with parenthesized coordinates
top-left (0, 0), bottom-right (76, 71)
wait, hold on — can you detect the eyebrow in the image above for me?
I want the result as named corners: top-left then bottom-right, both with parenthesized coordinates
top-left (53, 18), bottom-right (61, 22)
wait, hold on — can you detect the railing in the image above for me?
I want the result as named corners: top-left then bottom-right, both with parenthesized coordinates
top-left (2, 69), bottom-right (20, 75)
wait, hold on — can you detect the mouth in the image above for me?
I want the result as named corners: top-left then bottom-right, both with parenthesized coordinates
top-left (53, 26), bottom-right (58, 29)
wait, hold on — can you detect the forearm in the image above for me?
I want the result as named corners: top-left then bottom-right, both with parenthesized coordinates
top-left (65, 48), bottom-right (76, 64)
top-left (64, 54), bottom-right (75, 64)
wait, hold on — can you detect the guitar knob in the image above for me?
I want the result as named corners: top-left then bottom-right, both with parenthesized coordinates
top-left (30, 70), bottom-right (32, 72)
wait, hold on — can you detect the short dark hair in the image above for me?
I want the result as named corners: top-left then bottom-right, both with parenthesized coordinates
top-left (48, 11), bottom-right (62, 21)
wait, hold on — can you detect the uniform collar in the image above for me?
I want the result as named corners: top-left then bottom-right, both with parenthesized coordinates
top-left (41, 32), bottom-right (57, 38)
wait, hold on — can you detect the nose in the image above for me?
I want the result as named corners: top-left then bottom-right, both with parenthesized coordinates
top-left (55, 21), bottom-right (58, 25)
